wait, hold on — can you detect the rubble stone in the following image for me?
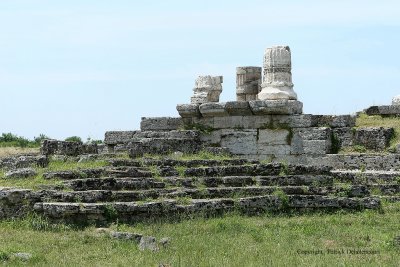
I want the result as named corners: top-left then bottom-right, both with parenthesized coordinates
top-left (5, 168), bottom-right (37, 179)
top-left (191, 76), bottom-right (223, 104)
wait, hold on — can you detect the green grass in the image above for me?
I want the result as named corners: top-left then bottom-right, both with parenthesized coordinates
top-left (0, 160), bottom-right (109, 189)
top-left (0, 203), bottom-right (399, 266)
top-left (356, 113), bottom-right (400, 149)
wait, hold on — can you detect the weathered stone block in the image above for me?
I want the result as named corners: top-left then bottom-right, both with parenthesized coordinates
top-left (0, 155), bottom-right (49, 170)
top-left (104, 131), bottom-right (137, 145)
top-left (354, 127), bottom-right (394, 150)
top-left (271, 114), bottom-right (314, 128)
top-left (213, 116), bottom-right (243, 129)
top-left (365, 105), bottom-right (400, 116)
top-left (225, 101), bottom-right (253, 116)
top-left (311, 115), bottom-right (356, 128)
top-left (332, 127), bottom-right (354, 148)
top-left (199, 102), bottom-right (228, 117)
top-left (258, 129), bottom-right (290, 145)
top-left (294, 127), bottom-right (332, 140)
top-left (303, 140), bottom-right (331, 155)
top-left (242, 116), bottom-right (272, 129)
top-left (236, 67), bottom-right (262, 101)
top-left (290, 132), bottom-right (304, 155)
top-left (133, 130), bottom-right (200, 140)
top-left (220, 130), bottom-right (257, 155)
top-left (129, 138), bottom-right (201, 156)
top-left (199, 130), bottom-right (222, 145)
top-left (249, 100), bottom-right (303, 115)
top-left (5, 168), bottom-right (37, 179)
top-left (41, 140), bottom-right (95, 156)
top-left (140, 117), bottom-right (183, 131)
top-left (176, 104), bottom-right (201, 118)
top-left (191, 76), bottom-right (223, 104)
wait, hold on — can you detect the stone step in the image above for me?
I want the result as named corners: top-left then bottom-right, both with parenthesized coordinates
top-left (107, 159), bottom-right (143, 167)
top-left (43, 167), bottom-right (153, 180)
top-left (331, 170), bottom-right (400, 184)
top-left (368, 184), bottom-right (400, 195)
top-left (62, 175), bottom-right (335, 191)
top-left (184, 164), bottom-right (331, 177)
top-left (43, 168), bottom-right (105, 180)
top-left (33, 195), bottom-right (380, 224)
top-left (140, 158), bottom-right (260, 168)
top-left (105, 167), bottom-right (153, 178)
top-left (34, 185), bottom-right (372, 203)
top-left (64, 178), bottom-right (165, 191)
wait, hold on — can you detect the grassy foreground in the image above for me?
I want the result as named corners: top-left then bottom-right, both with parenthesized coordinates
top-left (0, 203), bottom-right (399, 267)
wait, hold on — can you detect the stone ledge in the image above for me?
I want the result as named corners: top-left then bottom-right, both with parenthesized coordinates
top-left (225, 101), bottom-right (253, 116)
top-left (199, 102), bottom-right (228, 117)
top-left (176, 104), bottom-right (201, 118)
top-left (249, 100), bottom-right (303, 115)
top-left (364, 105), bottom-right (400, 116)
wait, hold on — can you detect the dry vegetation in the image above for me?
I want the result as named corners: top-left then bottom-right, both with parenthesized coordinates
top-left (0, 147), bottom-right (40, 158)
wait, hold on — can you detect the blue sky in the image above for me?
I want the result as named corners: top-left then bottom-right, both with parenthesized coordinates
top-left (1, 0), bottom-right (400, 140)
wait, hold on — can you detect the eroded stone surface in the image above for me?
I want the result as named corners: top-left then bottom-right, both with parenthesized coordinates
top-left (354, 127), bottom-right (394, 150)
top-left (176, 104), bottom-right (201, 118)
top-left (191, 76), bottom-right (223, 104)
top-left (225, 101), bottom-right (253, 116)
top-left (392, 95), bottom-right (400, 105)
top-left (5, 168), bottom-right (37, 179)
top-left (199, 102), bottom-right (228, 117)
top-left (249, 100), bottom-right (303, 115)
top-left (141, 117), bottom-right (183, 131)
top-left (236, 66), bottom-right (261, 101)
top-left (41, 140), bottom-right (98, 156)
top-left (259, 46), bottom-right (298, 100)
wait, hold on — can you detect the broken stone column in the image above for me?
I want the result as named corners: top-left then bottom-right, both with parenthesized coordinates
top-left (392, 95), bottom-right (400, 105)
top-left (191, 75), bottom-right (223, 104)
top-left (236, 67), bottom-right (262, 101)
top-left (258, 46), bottom-right (297, 100)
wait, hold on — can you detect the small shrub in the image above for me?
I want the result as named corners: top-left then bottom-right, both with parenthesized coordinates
top-left (273, 189), bottom-right (289, 210)
top-left (279, 161), bottom-right (289, 176)
top-left (0, 133), bottom-right (32, 148)
top-left (103, 204), bottom-right (118, 221)
top-left (0, 251), bottom-right (10, 261)
top-left (65, 136), bottom-right (83, 143)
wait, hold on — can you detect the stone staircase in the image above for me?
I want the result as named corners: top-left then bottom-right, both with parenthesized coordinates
top-left (21, 157), bottom-right (399, 225)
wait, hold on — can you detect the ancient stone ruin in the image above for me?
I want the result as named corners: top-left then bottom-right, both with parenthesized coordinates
top-left (236, 66), bottom-right (261, 101)
top-left (191, 75), bottom-right (223, 104)
top-left (259, 45), bottom-right (297, 100)
top-left (1, 45), bottom-right (400, 224)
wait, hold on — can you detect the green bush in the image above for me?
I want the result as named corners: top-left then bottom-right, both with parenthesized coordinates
top-left (65, 136), bottom-right (83, 143)
top-left (0, 133), bottom-right (49, 148)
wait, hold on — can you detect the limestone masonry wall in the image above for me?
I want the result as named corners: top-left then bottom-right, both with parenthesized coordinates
top-left (103, 45), bottom-right (397, 160)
